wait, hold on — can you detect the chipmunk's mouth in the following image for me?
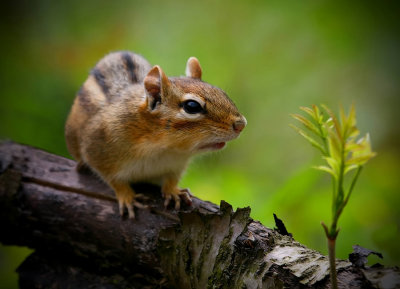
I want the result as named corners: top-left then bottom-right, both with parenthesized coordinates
top-left (199, 142), bottom-right (226, 150)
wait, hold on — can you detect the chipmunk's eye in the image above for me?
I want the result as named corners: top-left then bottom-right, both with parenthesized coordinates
top-left (182, 100), bottom-right (204, 114)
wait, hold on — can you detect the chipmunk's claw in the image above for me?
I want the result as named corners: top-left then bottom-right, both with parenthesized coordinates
top-left (135, 193), bottom-right (151, 201)
top-left (118, 196), bottom-right (148, 219)
top-left (163, 188), bottom-right (192, 210)
top-left (163, 193), bottom-right (180, 210)
top-left (179, 188), bottom-right (193, 206)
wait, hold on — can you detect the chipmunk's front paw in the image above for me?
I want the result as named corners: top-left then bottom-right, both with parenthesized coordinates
top-left (163, 188), bottom-right (193, 210)
top-left (117, 194), bottom-right (148, 219)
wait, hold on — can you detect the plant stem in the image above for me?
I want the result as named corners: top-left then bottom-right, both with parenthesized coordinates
top-left (327, 236), bottom-right (338, 289)
top-left (321, 222), bottom-right (339, 289)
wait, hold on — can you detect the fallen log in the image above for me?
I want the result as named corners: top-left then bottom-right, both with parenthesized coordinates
top-left (0, 141), bottom-right (399, 288)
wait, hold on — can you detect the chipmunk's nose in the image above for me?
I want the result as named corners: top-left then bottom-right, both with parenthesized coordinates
top-left (233, 117), bottom-right (247, 133)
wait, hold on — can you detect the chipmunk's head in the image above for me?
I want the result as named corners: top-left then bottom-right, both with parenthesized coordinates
top-left (143, 57), bottom-right (246, 153)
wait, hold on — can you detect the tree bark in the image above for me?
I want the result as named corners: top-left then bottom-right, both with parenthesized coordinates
top-left (0, 141), bottom-right (399, 289)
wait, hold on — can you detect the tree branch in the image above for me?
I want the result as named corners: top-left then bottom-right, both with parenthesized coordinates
top-left (0, 141), bottom-right (399, 288)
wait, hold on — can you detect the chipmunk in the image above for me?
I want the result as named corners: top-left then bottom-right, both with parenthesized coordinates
top-left (65, 51), bottom-right (246, 218)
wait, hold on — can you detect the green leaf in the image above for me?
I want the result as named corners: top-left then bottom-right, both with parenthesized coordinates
top-left (322, 104), bottom-right (343, 142)
top-left (339, 104), bottom-right (347, 136)
top-left (314, 165), bottom-right (337, 178)
top-left (325, 117), bottom-right (334, 128)
top-left (290, 113), bottom-right (320, 136)
top-left (349, 133), bottom-right (377, 165)
top-left (290, 124), bottom-right (326, 154)
top-left (347, 104), bottom-right (357, 130)
top-left (345, 141), bottom-right (363, 153)
top-left (326, 127), bottom-right (342, 160)
top-left (312, 104), bottom-right (322, 123)
top-left (344, 164), bottom-right (359, 174)
top-left (346, 154), bottom-right (376, 166)
top-left (348, 126), bottom-right (360, 138)
top-left (323, 156), bottom-right (340, 175)
top-left (341, 104), bottom-right (357, 139)
top-left (299, 106), bottom-right (315, 119)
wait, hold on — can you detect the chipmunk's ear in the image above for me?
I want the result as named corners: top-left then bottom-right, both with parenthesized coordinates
top-left (144, 65), bottom-right (170, 111)
top-left (185, 57), bottom-right (202, 80)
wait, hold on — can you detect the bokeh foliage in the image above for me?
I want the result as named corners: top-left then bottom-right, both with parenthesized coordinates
top-left (0, 0), bottom-right (399, 287)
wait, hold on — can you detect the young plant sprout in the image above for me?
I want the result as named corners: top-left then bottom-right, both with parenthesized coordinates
top-left (291, 104), bottom-right (376, 289)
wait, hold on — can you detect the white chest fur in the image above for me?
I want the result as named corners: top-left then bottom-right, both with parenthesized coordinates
top-left (114, 151), bottom-right (190, 184)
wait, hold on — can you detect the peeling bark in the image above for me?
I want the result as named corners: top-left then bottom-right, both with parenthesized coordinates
top-left (0, 141), bottom-right (399, 289)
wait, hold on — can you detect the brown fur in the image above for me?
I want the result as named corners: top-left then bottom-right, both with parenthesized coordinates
top-left (65, 51), bottom-right (246, 218)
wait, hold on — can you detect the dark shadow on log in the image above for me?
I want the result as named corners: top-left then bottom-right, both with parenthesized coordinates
top-left (0, 141), bottom-right (399, 289)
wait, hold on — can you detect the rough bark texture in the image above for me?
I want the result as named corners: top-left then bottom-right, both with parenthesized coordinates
top-left (0, 141), bottom-right (399, 289)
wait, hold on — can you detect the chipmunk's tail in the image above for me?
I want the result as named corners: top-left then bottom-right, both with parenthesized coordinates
top-left (79, 51), bottom-right (152, 111)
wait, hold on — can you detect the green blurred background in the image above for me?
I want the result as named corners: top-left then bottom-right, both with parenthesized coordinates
top-left (1, 0), bottom-right (399, 287)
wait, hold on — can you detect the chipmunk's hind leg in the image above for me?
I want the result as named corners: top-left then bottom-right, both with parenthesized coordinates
top-left (110, 180), bottom-right (147, 219)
